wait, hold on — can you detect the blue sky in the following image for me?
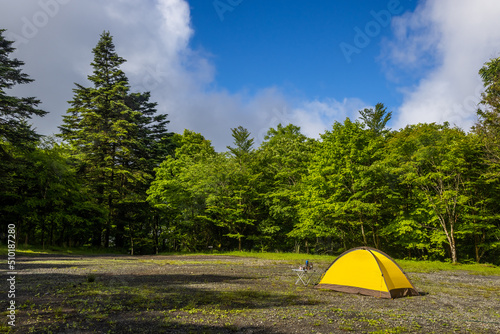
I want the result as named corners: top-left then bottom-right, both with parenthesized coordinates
top-left (191, 0), bottom-right (415, 102)
top-left (2, 0), bottom-right (500, 151)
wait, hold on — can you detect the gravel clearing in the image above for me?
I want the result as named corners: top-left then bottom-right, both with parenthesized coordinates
top-left (1, 254), bottom-right (499, 333)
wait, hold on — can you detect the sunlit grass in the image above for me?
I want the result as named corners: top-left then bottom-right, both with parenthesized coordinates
top-left (2, 245), bottom-right (498, 276)
top-left (0, 244), bottom-right (125, 256)
top-left (398, 259), bottom-right (500, 275)
top-left (162, 250), bottom-right (335, 264)
top-left (204, 251), bottom-right (500, 275)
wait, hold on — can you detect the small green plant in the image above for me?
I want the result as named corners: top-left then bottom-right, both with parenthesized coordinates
top-left (87, 273), bottom-right (96, 283)
top-left (0, 323), bottom-right (12, 333)
top-left (54, 306), bottom-right (63, 319)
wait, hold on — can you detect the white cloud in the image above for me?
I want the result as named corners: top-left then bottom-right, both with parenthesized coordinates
top-left (1, 0), bottom-right (369, 151)
top-left (288, 98), bottom-right (369, 139)
top-left (383, 0), bottom-right (500, 130)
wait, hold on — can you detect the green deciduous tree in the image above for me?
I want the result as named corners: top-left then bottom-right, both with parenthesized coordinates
top-left (295, 118), bottom-right (389, 252)
top-left (147, 130), bottom-right (217, 251)
top-left (1, 138), bottom-right (104, 248)
top-left (460, 133), bottom-right (500, 263)
top-left (385, 123), bottom-right (472, 263)
top-left (475, 56), bottom-right (500, 176)
top-left (205, 127), bottom-right (258, 251)
top-left (203, 154), bottom-right (258, 251)
top-left (471, 56), bottom-right (500, 262)
top-left (257, 124), bottom-right (316, 252)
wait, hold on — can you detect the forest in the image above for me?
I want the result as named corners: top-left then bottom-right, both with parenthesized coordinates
top-left (1, 29), bottom-right (499, 264)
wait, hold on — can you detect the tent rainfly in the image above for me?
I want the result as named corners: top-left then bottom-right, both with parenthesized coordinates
top-left (316, 247), bottom-right (419, 299)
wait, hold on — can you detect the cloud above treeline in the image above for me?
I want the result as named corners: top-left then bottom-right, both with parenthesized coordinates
top-left (1, 0), bottom-right (371, 151)
top-left (382, 0), bottom-right (500, 130)
top-left (3, 0), bottom-right (500, 151)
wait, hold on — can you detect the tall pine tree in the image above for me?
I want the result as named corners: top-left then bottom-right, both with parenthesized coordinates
top-left (59, 31), bottom-right (171, 249)
top-left (0, 29), bottom-right (47, 155)
top-left (0, 29), bottom-right (47, 239)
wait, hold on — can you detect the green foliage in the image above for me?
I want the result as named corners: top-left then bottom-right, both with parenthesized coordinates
top-left (293, 118), bottom-right (389, 252)
top-left (358, 102), bottom-right (392, 135)
top-left (0, 29), bottom-right (47, 154)
top-left (147, 130), bottom-right (217, 251)
top-left (383, 124), bottom-right (471, 263)
top-left (58, 31), bottom-right (171, 252)
top-left (0, 29), bottom-right (49, 240)
top-left (203, 154), bottom-right (259, 251)
top-left (0, 138), bottom-right (104, 247)
top-left (255, 124), bottom-right (316, 252)
top-left (1, 28), bottom-right (500, 265)
top-left (227, 126), bottom-right (254, 155)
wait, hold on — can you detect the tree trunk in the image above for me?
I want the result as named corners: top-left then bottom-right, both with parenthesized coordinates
top-left (60, 222), bottom-right (66, 247)
top-left (105, 193), bottom-right (112, 248)
top-left (372, 225), bottom-right (380, 249)
top-left (154, 213), bottom-right (159, 255)
top-left (129, 219), bottom-right (134, 255)
top-left (450, 241), bottom-right (457, 264)
top-left (342, 231), bottom-right (346, 250)
top-left (49, 218), bottom-right (54, 246)
top-left (105, 145), bottom-right (116, 249)
top-left (475, 235), bottom-right (480, 263)
top-left (445, 219), bottom-right (457, 264)
top-left (450, 225), bottom-right (457, 264)
top-left (94, 181), bottom-right (105, 247)
top-left (360, 222), bottom-right (367, 246)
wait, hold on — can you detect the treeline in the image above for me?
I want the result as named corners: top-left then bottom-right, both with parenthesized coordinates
top-left (1, 30), bottom-right (499, 264)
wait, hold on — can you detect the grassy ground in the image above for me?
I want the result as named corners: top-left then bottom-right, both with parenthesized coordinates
top-left (3, 246), bottom-right (499, 275)
top-left (1, 248), bottom-right (499, 333)
top-left (0, 244), bottom-right (126, 257)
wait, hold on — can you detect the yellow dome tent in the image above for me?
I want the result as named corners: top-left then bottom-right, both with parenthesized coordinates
top-left (316, 247), bottom-right (419, 299)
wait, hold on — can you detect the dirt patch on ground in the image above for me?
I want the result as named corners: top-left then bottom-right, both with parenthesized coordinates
top-left (1, 254), bottom-right (499, 333)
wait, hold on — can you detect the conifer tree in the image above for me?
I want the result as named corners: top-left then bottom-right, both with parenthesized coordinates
top-left (226, 126), bottom-right (254, 164)
top-left (59, 31), bottom-right (171, 248)
top-left (0, 29), bottom-right (47, 236)
top-left (358, 102), bottom-right (392, 135)
top-left (0, 29), bottom-right (46, 157)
